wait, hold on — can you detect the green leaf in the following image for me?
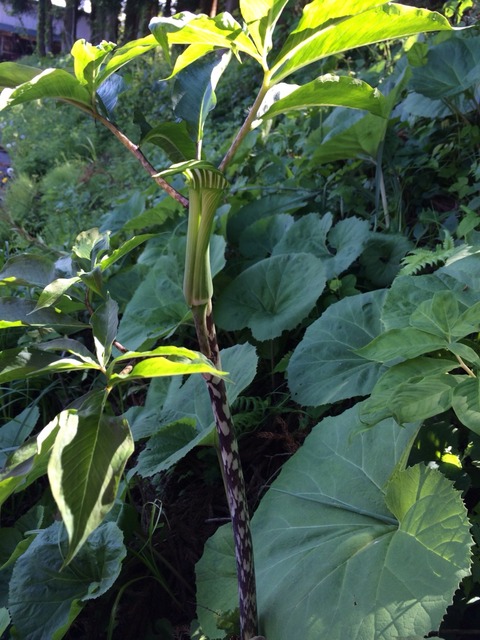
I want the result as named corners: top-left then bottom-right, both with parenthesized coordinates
top-left (452, 377), bottom-right (480, 435)
top-left (116, 236), bottom-right (225, 350)
top-left (0, 414), bottom-right (61, 507)
top-left (360, 357), bottom-right (458, 425)
top-left (356, 327), bottom-right (450, 362)
top-left (8, 521), bottom-right (125, 640)
top-left (0, 406), bottom-right (39, 468)
top-left (0, 297), bottom-right (85, 330)
top-left (239, 214), bottom-right (294, 259)
top-left (90, 295), bottom-right (119, 368)
top-left (262, 74), bottom-right (387, 119)
top-left (172, 50), bottom-right (231, 144)
top-left (380, 374), bottom-right (457, 424)
top-left (109, 347), bottom-right (226, 385)
top-left (411, 34), bottom-right (480, 99)
top-left (0, 608), bottom-right (9, 635)
top-left (270, 3), bottom-right (452, 82)
top-left (149, 11), bottom-right (262, 66)
top-left (452, 300), bottom-right (480, 338)
top-left (99, 233), bottom-right (154, 271)
top-left (37, 338), bottom-right (98, 365)
top-left (72, 228), bottom-right (110, 266)
top-left (141, 121), bottom-right (197, 163)
top-left (96, 35), bottom-right (159, 86)
top-left (0, 68), bottom-right (93, 111)
top-left (34, 277), bottom-right (81, 311)
top-left (131, 343), bottom-right (257, 474)
top-left (215, 253), bottom-right (326, 341)
top-left (288, 290), bottom-right (387, 406)
top-left (227, 192), bottom-right (309, 241)
top-left (381, 273), bottom-right (480, 331)
top-left (239, 0), bottom-right (289, 57)
top-left (0, 62), bottom-right (42, 89)
top-left (0, 347), bottom-right (97, 384)
top-left (197, 405), bottom-right (471, 639)
top-left (71, 39), bottom-right (115, 90)
top-left (272, 213), bottom-right (371, 279)
top-left (409, 290), bottom-right (460, 339)
top-left (48, 400), bottom-right (134, 563)
top-left (0, 253), bottom-right (56, 287)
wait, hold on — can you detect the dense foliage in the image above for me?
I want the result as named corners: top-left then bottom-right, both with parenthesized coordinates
top-left (0, 1), bottom-right (478, 639)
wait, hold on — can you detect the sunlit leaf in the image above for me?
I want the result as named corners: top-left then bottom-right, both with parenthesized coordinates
top-left (270, 3), bottom-right (452, 82)
top-left (239, 0), bottom-right (289, 57)
top-left (0, 61), bottom-right (41, 89)
top-left (34, 277), bottom-right (81, 311)
top-left (97, 35), bottom-right (159, 86)
top-left (0, 68), bottom-right (93, 111)
top-left (149, 11), bottom-right (261, 66)
top-left (262, 74), bottom-right (387, 119)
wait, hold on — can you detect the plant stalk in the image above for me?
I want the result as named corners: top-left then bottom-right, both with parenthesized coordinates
top-left (192, 302), bottom-right (261, 640)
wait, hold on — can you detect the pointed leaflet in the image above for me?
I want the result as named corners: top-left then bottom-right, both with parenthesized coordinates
top-left (48, 396), bottom-right (134, 563)
top-left (149, 12), bottom-right (262, 68)
top-left (34, 277), bottom-right (81, 311)
top-left (0, 346), bottom-right (99, 384)
top-left (108, 345), bottom-right (226, 386)
top-left (197, 405), bottom-right (471, 640)
top-left (141, 122), bottom-right (197, 163)
top-left (239, 0), bottom-right (290, 58)
top-left (0, 62), bottom-right (42, 89)
top-left (261, 75), bottom-right (387, 120)
top-left (90, 295), bottom-right (119, 369)
top-left (172, 50), bottom-right (231, 145)
top-left (0, 68), bottom-right (93, 112)
top-left (96, 35), bottom-right (159, 86)
top-left (270, 3), bottom-right (452, 82)
top-left (71, 39), bottom-right (115, 91)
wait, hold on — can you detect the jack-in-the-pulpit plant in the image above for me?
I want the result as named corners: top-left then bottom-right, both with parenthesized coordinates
top-left (0, 2), bottom-right (474, 639)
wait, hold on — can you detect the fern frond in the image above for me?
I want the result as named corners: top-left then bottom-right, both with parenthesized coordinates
top-left (232, 396), bottom-right (270, 435)
top-left (399, 232), bottom-right (457, 276)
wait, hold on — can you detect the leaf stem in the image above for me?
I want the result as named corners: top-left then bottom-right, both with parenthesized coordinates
top-left (454, 353), bottom-right (476, 377)
top-left (74, 106), bottom-right (189, 208)
top-left (219, 78), bottom-right (271, 173)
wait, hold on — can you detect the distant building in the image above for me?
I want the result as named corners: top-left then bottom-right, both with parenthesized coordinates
top-left (0, 2), bottom-right (91, 60)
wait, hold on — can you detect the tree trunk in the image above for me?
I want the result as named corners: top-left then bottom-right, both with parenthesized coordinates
top-left (63, 0), bottom-right (78, 52)
top-left (37, 0), bottom-right (46, 57)
top-left (91, 0), bottom-right (121, 43)
top-left (45, 0), bottom-right (53, 54)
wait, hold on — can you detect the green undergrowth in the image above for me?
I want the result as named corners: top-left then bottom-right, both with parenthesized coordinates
top-left (0, 2), bottom-right (479, 639)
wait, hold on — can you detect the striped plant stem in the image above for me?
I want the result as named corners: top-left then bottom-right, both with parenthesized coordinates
top-left (192, 301), bottom-right (262, 640)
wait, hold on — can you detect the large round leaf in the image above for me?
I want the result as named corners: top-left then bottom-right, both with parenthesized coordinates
top-left (196, 405), bottom-right (472, 640)
top-left (288, 289), bottom-right (386, 405)
top-left (8, 521), bottom-right (125, 639)
top-left (215, 253), bottom-right (326, 341)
